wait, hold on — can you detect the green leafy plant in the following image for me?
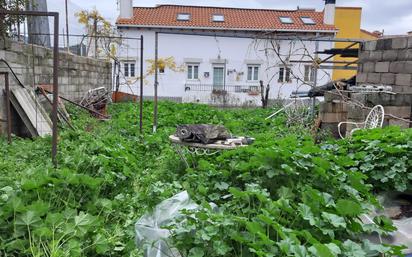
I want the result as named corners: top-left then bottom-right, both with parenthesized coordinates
top-left (0, 101), bottom-right (409, 256)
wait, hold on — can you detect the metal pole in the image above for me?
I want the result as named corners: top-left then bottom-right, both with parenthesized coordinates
top-left (311, 34), bottom-right (320, 117)
top-left (153, 32), bottom-right (158, 133)
top-left (0, 10), bottom-right (60, 166)
top-left (65, 0), bottom-right (70, 53)
top-left (223, 59), bottom-right (227, 107)
top-left (4, 73), bottom-right (12, 144)
top-left (52, 13), bottom-right (59, 167)
top-left (94, 18), bottom-right (98, 58)
top-left (139, 35), bottom-right (144, 134)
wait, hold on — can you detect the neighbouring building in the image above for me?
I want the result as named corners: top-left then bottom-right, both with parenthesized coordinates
top-left (115, 0), bottom-right (338, 106)
top-left (332, 6), bottom-right (379, 81)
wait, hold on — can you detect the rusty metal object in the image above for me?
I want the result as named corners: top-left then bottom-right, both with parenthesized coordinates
top-left (80, 87), bottom-right (110, 119)
top-left (38, 87), bottom-right (74, 130)
top-left (0, 72), bottom-right (12, 144)
top-left (42, 88), bottom-right (110, 120)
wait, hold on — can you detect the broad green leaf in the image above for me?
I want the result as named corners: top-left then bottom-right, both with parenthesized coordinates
top-left (322, 212), bottom-right (346, 228)
top-left (46, 213), bottom-right (64, 227)
top-left (213, 241), bottom-right (231, 256)
top-left (342, 240), bottom-right (366, 257)
top-left (15, 211), bottom-right (41, 227)
top-left (246, 221), bottom-right (265, 235)
top-left (336, 199), bottom-right (363, 217)
top-left (309, 243), bottom-right (335, 257)
top-left (214, 182), bottom-right (229, 191)
top-left (94, 233), bottom-right (110, 254)
top-left (298, 204), bottom-right (317, 226)
top-left (188, 247), bottom-right (205, 257)
top-left (290, 245), bottom-right (308, 257)
top-left (325, 243), bottom-right (341, 256)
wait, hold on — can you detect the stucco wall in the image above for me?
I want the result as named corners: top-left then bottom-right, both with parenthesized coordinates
top-left (116, 29), bottom-right (333, 106)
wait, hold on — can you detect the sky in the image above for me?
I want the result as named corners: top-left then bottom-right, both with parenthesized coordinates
top-left (47, 0), bottom-right (412, 36)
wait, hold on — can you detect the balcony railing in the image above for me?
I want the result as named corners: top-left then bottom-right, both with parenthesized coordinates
top-left (184, 83), bottom-right (260, 95)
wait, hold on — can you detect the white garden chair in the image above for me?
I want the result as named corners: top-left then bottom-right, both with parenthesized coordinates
top-left (338, 105), bottom-right (385, 139)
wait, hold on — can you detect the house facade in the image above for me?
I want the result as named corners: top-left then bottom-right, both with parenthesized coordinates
top-left (115, 0), bottom-right (338, 106)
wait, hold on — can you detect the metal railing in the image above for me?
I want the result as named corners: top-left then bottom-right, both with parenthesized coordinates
top-left (184, 83), bottom-right (260, 94)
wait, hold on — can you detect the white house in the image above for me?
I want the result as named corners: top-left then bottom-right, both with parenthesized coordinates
top-left (115, 0), bottom-right (337, 106)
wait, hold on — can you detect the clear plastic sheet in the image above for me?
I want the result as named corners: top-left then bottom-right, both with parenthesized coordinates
top-left (362, 192), bottom-right (412, 255)
top-left (135, 191), bottom-right (198, 257)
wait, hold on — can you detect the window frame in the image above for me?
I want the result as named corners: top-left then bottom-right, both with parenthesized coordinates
top-left (279, 16), bottom-right (294, 24)
top-left (187, 64), bottom-right (200, 80)
top-left (123, 61), bottom-right (136, 78)
top-left (177, 13), bottom-right (191, 21)
top-left (300, 16), bottom-right (316, 25)
top-left (247, 65), bottom-right (260, 82)
top-left (304, 65), bottom-right (316, 82)
top-left (212, 14), bottom-right (225, 22)
top-left (278, 66), bottom-right (292, 83)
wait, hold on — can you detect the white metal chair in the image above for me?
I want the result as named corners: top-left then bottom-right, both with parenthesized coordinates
top-left (338, 105), bottom-right (385, 139)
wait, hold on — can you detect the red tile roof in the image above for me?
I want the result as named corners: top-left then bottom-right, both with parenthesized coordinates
top-left (117, 5), bottom-right (336, 32)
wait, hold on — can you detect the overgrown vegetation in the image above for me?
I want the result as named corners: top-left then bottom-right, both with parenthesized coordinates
top-left (0, 101), bottom-right (410, 256)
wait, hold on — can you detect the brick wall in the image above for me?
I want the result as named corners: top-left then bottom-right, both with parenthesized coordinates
top-left (357, 36), bottom-right (412, 92)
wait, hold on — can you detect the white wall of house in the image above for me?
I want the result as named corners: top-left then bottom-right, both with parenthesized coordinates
top-left (116, 28), bottom-right (333, 106)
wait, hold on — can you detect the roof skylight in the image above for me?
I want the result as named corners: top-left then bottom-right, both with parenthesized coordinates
top-left (177, 13), bottom-right (191, 21)
top-left (212, 14), bottom-right (225, 22)
top-left (300, 17), bottom-right (316, 25)
top-left (279, 16), bottom-right (293, 24)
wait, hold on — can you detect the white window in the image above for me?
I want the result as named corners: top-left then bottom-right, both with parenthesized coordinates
top-left (187, 64), bottom-right (199, 80)
top-left (279, 16), bottom-right (293, 24)
top-left (177, 13), bottom-right (191, 21)
top-left (304, 65), bottom-right (316, 82)
top-left (212, 14), bottom-right (225, 22)
top-left (247, 65), bottom-right (259, 81)
top-left (301, 17), bottom-right (316, 25)
top-left (278, 67), bottom-right (292, 83)
top-left (123, 62), bottom-right (135, 78)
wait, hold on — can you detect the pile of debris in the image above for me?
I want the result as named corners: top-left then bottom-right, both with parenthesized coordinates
top-left (80, 87), bottom-right (111, 119)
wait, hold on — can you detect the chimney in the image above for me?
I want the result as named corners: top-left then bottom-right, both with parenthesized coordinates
top-left (119, 0), bottom-right (133, 19)
top-left (323, 0), bottom-right (336, 25)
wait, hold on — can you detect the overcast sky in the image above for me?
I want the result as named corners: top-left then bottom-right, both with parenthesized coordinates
top-left (51, 0), bottom-right (412, 36)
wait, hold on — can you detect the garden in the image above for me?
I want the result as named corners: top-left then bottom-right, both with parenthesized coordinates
top-left (0, 101), bottom-right (411, 256)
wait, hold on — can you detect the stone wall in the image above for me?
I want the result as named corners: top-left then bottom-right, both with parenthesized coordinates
top-left (357, 36), bottom-right (412, 92)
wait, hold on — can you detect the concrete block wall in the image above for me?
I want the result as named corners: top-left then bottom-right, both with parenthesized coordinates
top-left (319, 90), bottom-right (412, 138)
top-left (0, 40), bottom-right (112, 101)
top-left (357, 36), bottom-right (412, 93)
top-left (0, 39), bottom-right (112, 135)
